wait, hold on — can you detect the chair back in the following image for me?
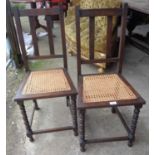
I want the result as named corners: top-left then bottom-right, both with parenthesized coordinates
top-left (13, 6), bottom-right (67, 71)
top-left (75, 3), bottom-right (128, 78)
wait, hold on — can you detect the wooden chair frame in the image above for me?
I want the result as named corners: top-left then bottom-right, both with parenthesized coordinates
top-left (13, 6), bottom-right (78, 142)
top-left (75, 3), bottom-right (145, 152)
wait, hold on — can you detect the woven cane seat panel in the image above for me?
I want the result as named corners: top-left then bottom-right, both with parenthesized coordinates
top-left (83, 74), bottom-right (137, 103)
top-left (22, 69), bottom-right (71, 95)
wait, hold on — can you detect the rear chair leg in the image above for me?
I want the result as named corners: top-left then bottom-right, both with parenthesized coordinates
top-left (111, 107), bottom-right (116, 113)
top-left (17, 101), bottom-right (34, 142)
top-left (33, 100), bottom-right (40, 110)
top-left (66, 96), bottom-right (70, 107)
top-left (70, 95), bottom-right (78, 136)
top-left (128, 105), bottom-right (142, 147)
top-left (79, 109), bottom-right (86, 152)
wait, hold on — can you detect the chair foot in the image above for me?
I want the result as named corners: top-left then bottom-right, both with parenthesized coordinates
top-left (80, 144), bottom-right (86, 152)
top-left (33, 100), bottom-right (40, 110)
top-left (111, 107), bottom-right (116, 113)
top-left (27, 133), bottom-right (34, 142)
top-left (128, 140), bottom-right (133, 147)
top-left (74, 129), bottom-right (78, 136)
top-left (35, 106), bottom-right (40, 110)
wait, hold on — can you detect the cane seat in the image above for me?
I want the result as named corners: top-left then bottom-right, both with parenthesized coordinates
top-left (82, 74), bottom-right (137, 103)
top-left (22, 69), bottom-right (71, 95)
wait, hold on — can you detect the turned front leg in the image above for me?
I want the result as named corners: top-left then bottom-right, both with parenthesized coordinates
top-left (17, 101), bottom-right (34, 142)
top-left (128, 105), bottom-right (142, 147)
top-left (79, 109), bottom-right (86, 152)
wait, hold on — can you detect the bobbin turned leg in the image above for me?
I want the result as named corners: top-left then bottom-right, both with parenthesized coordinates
top-left (17, 101), bottom-right (34, 142)
top-left (79, 109), bottom-right (86, 152)
top-left (33, 99), bottom-right (40, 110)
top-left (71, 95), bottom-right (78, 136)
top-left (128, 105), bottom-right (142, 147)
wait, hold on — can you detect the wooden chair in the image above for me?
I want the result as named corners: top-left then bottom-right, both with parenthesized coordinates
top-left (13, 6), bottom-right (78, 142)
top-left (75, 3), bottom-right (145, 152)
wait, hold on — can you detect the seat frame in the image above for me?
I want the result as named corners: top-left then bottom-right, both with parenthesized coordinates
top-left (13, 6), bottom-right (78, 142)
top-left (75, 3), bottom-right (145, 152)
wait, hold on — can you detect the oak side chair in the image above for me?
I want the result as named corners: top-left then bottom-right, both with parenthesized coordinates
top-left (75, 3), bottom-right (145, 152)
top-left (13, 6), bottom-right (78, 142)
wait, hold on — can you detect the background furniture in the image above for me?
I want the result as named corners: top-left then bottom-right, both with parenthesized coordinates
top-left (75, 4), bottom-right (145, 152)
top-left (124, 0), bottom-right (149, 54)
top-left (11, 0), bottom-right (48, 31)
top-left (13, 6), bottom-right (78, 141)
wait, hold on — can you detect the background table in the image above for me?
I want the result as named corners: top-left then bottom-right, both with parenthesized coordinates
top-left (124, 0), bottom-right (149, 54)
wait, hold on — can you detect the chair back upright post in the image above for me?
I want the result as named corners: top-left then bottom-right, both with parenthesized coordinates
top-left (75, 3), bottom-right (128, 79)
top-left (13, 6), bottom-right (68, 72)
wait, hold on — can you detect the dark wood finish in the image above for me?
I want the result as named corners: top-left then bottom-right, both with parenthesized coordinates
top-left (117, 3), bottom-right (128, 74)
top-left (33, 100), bottom-right (40, 110)
top-left (70, 95), bottom-right (78, 136)
top-left (19, 7), bottom-right (60, 16)
top-left (75, 3), bottom-right (145, 152)
top-left (79, 109), bottom-right (86, 152)
top-left (66, 96), bottom-right (70, 106)
top-left (14, 7), bottom-right (78, 141)
top-left (115, 107), bottom-right (130, 133)
top-left (85, 136), bottom-right (129, 144)
top-left (128, 105), bottom-right (142, 146)
top-left (106, 16), bottom-right (113, 58)
top-left (13, 7), bottom-right (68, 71)
top-left (30, 105), bottom-right (36, 126)
top-left (76, 4), bottom-right (128, 76)
top-left (28, 54), bottom-right (63, 60)
top-left (75, 5), bottom-right (82, 77)
top-left (89, 16), bottom-right (95, 60)
top-left (13, 8), bottom-right (29, 71)
top-left (10, 0), bottom-right (41, 3)
top-left (33, 126), bottom-right (74, 134)
top-left (79, 8), bottom-right (122, 17)
top-left (46, 15), bottom-right (55, 55)
top-left (59, 5), bottom-right (68, 69)
top-left (29, 16), bottom-right (39, 56)
top-left (81, 57), bottom-right (120, 64)
top-left (17, 101), bottom-right (34, 142)
top-left (11, 0), bottom-right (47, 31)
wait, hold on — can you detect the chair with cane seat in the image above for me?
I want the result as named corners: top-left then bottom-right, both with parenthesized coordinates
top-left (75, 3), bottom-right (145, 152)
top-left (13, 6), bottom-right (78, 142)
